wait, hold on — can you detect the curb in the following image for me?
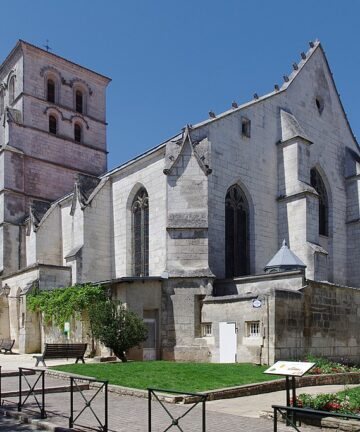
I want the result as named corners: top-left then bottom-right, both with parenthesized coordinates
top-left (1, 383), bottom-right (89, 398)
top-left (45, 369), bottom-right (360, 404)
top-left (260, 409), bottom-right (360, 432)
top-left (0, 407), bottom-right (71, 431)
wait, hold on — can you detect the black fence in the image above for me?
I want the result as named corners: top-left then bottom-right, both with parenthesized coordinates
top-left (69, 376), bottom-right (108, 432)
top-left (148, 388), bottom-right (207, 432)
top-left (272, 404), bottom-right (360, 431)
top-left (18, 367), bottom-right (46, 419)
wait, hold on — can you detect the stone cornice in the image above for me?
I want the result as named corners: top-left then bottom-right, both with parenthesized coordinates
top-left (9, 121), bottom-right (108, 154)
top-left (277, 189), bottom-right (318, 202)
top-left (2, 263), bottom-right (71, 281)
top-left (0, 145), bottom-right (105, 181)
top-left (345, 173), bottom-right (360, 182)
top-left (17, 92), bottom-right (107, 126)
top-left (276, 135), bottom-right (313, 147)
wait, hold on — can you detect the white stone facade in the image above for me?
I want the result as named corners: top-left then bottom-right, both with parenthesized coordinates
top-left (0, 40), bottom-right (360, 363)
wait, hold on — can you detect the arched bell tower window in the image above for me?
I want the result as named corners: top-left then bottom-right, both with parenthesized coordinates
top-left (74, 123), bottom-right (82, 143)
top-left (225, 184), bottom-right (250, 278)
top-left (310, 168), bottom-right (329, 236)
top-left (132, 188), bottom-right (149, 276)
top-left (49, 115), bottom-right (57, 135)
top-left (47, 79), bottom-right (56, 103)
top-left (9, 76), bottom-right (15, 105)
top-left (75, 90), bottom-right (83, 114)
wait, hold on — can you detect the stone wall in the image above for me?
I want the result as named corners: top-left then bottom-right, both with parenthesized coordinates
top-left (274, 280), bottom-right (360, 363)
top-left (111, 149), bottom-right (167, 277)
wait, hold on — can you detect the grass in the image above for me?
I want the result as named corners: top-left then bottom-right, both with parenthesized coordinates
top-left (51, 361), bottom-right (279, 392)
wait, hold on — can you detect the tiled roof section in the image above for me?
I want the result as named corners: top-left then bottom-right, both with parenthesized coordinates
top-left (280, 109), bottom-right (312, 143)
top-left (264, 239), bottom-right (306, 271)
top-left (30, 200), bottom-right (51, 229)
top-left (70, 173), bottom-right (101, 215)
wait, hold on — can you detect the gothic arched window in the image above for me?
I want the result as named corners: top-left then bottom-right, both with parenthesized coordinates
top-left (225, 184), bottom-right (249, 277)
top-left (310, 168), bottom-right (329, 236)
top-left (47, 79), bottom-right (55, 103)
top-left (74, 123), bottom-right (82, 143)
top-left (9, 76), bottom-right (15, 104)
top-left (75, 90), bottom-right (83, 114)
top-left (132, 188), bottom-right (149, 276)
top-left (49, 115), bottom-right (57, 135)
top-left (0, 89), bottom-right (4, 117)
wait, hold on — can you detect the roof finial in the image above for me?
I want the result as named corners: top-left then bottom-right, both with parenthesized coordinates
top-left (274, 84), bottom-right (279, 91)
top-left (292, 63), bottom-right (298, 71)
top-left (301, 52), bottom-right (306, 60)
top-left (231, 101), bottom-right (238, 109)
top-left (283, 75), bottom-right (289, 83)
top-left (209, 111), bottom-right (216, 119)
top-left (309, 41), bottom-right (315, 48)
top-left (253, 93), bottom-right (259, 100)
top-left (43, 39), bottom-right (52, 52)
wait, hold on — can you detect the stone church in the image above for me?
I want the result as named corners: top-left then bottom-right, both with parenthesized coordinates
top-left (0, 39), bottom-right (359, 364)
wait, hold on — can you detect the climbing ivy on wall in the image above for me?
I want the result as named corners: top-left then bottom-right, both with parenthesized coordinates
top-left (27, 284), bottom-right (107, 328)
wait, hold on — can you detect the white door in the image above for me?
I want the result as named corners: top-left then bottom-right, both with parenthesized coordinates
top-left (219, 322), bottom-right (237, 363)
top-left (143, 318), bottom-right (157, 360)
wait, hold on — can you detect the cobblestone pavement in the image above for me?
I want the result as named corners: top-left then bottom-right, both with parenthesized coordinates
top-left (0, 373), bottom-right (320, 431)
top-left (0, 415), bottom-right (39, 431)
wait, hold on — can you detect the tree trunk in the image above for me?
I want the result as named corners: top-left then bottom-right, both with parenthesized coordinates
top-left (114, 348), bottom-right (127, 362)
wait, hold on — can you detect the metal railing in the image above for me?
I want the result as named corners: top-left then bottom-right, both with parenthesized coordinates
top-left (17, 367), bottom-right (46, 419)
top-left (148, 388), bottom-right (207, 432)
top-left (69, 376), bottom-right (108, 432)
top-left (272, 405), bottom-right (360, 431)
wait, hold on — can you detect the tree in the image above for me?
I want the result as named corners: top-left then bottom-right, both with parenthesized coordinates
top-left (88, 300), bottom-right (148, 362)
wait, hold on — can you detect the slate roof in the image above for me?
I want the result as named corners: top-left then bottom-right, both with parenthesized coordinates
top-left (264, 240), bottom-right (306, 272)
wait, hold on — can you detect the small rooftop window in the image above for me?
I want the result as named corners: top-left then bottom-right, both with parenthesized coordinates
top-left (315, 96), bottom-right (324, 115)
top-left (241, 117), bottom-right (251, 138)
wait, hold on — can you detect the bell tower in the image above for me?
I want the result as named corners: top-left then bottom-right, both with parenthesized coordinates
top-left (0, 40), bottom-right (111, 275)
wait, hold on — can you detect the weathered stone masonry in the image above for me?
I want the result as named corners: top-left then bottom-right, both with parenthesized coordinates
top-left (0, 39), bottom-right (360, 364)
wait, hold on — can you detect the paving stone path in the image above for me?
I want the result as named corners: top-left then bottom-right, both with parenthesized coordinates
top-left (0, 373), bottom-right (320, 431)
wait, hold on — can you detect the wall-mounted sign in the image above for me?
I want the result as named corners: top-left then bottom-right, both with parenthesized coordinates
top-left (264, 361), bottom-right (315, 377)
top-left (252, 298), bottom-right (262, 308)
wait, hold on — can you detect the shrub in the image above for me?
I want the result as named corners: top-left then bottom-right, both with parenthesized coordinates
top-left (88, 300), bottom-right (148, 362)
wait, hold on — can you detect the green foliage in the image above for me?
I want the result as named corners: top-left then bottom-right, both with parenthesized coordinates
top-left (88, 300), bottom-right (148, 361)
top-left (305, 355), bottom-right (360, 374)
top-left (27, 284), bottom-right (107, 328)
top-left (297, 386), bottom-right (360, 414)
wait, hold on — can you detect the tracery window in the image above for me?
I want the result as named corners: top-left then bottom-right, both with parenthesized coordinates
top-left (132, 188), bottom-right (149, 276)
top-left (0, 89), bottom-right (4, 117)
top-left (49, 115), bottom-right (57, 135)
top-left (9, 76), bottom-right (15, 104)
top-left (47, 79), bottom-right (55, 103)
top-left (225, 184), bottom-right (249, 277)
top-left (310, 168), bottom-right (328, 236)
top-left (74, 123), bottom-right (82, 143)
top-left (75, 90), bottom-right (83, 114)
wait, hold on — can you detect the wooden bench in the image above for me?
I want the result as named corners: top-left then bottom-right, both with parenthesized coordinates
top-left (33, 343), bottom-right (87, 367)
top-left (0, 339), bottom-right (15, 354)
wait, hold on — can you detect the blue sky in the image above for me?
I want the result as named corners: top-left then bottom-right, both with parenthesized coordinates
top-left (1, 0), bottom-right (360, 170)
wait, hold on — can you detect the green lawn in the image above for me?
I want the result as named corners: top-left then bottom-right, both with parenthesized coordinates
top-left (51, 361), bottom-right (278, 392)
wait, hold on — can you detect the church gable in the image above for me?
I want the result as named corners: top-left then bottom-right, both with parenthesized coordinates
top-left (284, 42), bottom-right (358, 153)
top-left (163, 125), bottom-right (211, 177)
